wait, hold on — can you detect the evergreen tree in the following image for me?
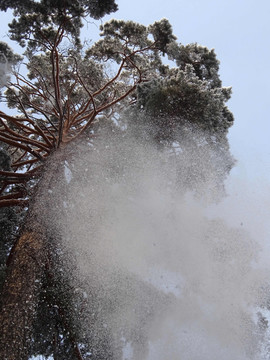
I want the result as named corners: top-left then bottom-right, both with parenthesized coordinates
top-left (124, 42), bottom-right (235, 199)
top-left (0, 1), bottom-right (235, 358)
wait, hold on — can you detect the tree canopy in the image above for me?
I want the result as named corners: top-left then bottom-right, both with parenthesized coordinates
top-left (0, 1), bottom-right (241, 359)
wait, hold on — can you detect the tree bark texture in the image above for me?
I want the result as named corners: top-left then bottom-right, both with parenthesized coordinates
top-left (0, 152), bottom-right (64, 359)
top-left (0, 227), bottom-right (46, 360)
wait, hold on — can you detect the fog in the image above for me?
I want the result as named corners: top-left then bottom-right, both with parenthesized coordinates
top-left (47, 122), bottom-right (270, 359)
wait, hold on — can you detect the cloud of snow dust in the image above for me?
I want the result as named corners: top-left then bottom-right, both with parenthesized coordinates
top-left (0, 56), bottom-right (12, 89)
top-left (48, 121), bottom-right (270, 360)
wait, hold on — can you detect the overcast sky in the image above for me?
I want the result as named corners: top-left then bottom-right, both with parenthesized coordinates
top-left (0, 1), bottom-right (269, 241)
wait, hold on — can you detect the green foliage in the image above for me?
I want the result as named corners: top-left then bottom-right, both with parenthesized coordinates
top-left (88, 18), bottom-right (161, 69)
top-left (167, 42), bottom-right (222, 87)
top-left (120, 40), bottom-right (235, 199)
top-left (130, 40), bottom-right (234, 147)
top-left (0, 42), bottom-right (22, 65)
top-left (5, 50), bottom-right (105, 116)
top-left (1, 0), bottom-right (118, 48)
top-left (148, 18), bottom-right (177, 54)
top-left (136, 42), bottom-right (233, 127)
top-left (136, 69), bottom-right (233, 134)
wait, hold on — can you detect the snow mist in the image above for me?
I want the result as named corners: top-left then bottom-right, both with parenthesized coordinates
top-left (48, 123), bottom-right (270, 360)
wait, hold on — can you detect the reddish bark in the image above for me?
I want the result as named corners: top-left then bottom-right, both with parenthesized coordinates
top-left (0, 227), bottom-right (46, 360)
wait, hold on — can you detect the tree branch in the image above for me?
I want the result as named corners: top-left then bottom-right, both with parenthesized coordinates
top-left (0, 198), bottom-right (28, 208)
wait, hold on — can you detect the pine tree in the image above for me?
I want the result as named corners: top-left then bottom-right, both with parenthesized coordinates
top-left (0, 1), bottom-right (234, 358)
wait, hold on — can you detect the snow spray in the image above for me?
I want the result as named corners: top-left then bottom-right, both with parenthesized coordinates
top-left (47, 122), bottom-right (270, 360)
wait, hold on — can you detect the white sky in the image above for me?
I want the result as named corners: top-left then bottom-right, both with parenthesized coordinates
top-left (0, 0), bottom-right (269, 244)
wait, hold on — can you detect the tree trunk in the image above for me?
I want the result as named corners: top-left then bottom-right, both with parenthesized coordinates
top-left (0, 226), bottom-right (46, 360)
top-left (0, 152), bottom-right (64, 359)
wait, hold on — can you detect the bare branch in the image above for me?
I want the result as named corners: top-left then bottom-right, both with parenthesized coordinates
top-left (0, 135), bottom-right (45, 161)
top-left (0, 198), bottom-right (28, 208)
top-left (0, 111), bottom-right (55, 148)
top-left (0, 191), bottom-right (26, 201)
top-left (0, 127), bottom-right (50, 154)
top-left (0, 170), bottom-right (31, 179)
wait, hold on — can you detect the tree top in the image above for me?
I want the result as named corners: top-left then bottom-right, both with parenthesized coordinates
top-left (0, 0), bottom-right (118, 47)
